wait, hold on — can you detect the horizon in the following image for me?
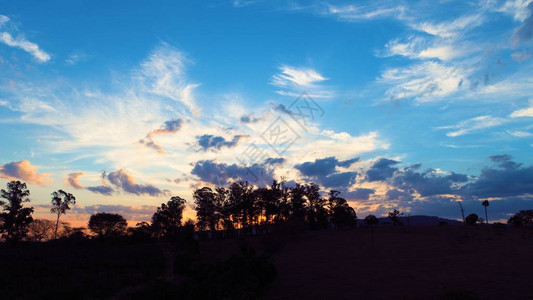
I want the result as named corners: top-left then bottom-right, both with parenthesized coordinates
top-left (1, 0), bottom-right (533, 228)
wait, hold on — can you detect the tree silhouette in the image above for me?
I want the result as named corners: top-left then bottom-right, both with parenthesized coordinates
top-left (88, 212), bottom-right (127, 238)
top-left (328, 190), bottom-right (357, 228)
top-left (508, 210), bottom-right (533, 227)
top-left (151, 196), bottom-right (186, 239)
top-left (193, 187), bottom-right (218, 232)
top-left (482, 200), bottom-right (489, 225)
top-left (305, 183), bottom-right (328, 229)
top-left (465, 213), bottom-right (479, 225)
top-left (0, 181), bottom-right (34, 242)
top-left (28, 219), bottom-right (55, 242)
top-left (50, 189), bottom-right (76, 239)
top-left (388, 209), bottom-right (403, 226)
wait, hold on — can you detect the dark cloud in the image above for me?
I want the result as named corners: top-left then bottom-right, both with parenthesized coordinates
top-left (197, 134), bottom-right (247, 151)
top-left (295, 156), bottom-right (358, 178)
top-left (386, 189), bottom-right (414, 202)
top-left (240, 114), bottom-right (264, 124)
top-left (105, 170), bottom-right (166, 196)
top-left (274, 104), bottom-right (293, 115)
top-left (191, 158), bottom-right (278, 186)
top-left (461, 155), bottom-right (533, 198)
top-left (344, 188), bottom-right (375, 201)
top-left (393, 168), bottom-right (467, 197)
top-left (514, 3), bottom-right (533, 44)
top-left (320, 172), bottom-right (358, 188)
top-left (139, 119), bottom-right (183, 153)
top-left (295, 156), bottom-right (359, 188)
top-left (86, 185), bottom-right (115, 196)
top-left (264, 157), bottom-right (286, 166)
top-left (366, 158), bottom-right (399, 181)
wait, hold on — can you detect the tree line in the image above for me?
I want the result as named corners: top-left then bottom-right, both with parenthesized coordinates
top-left (1, 179), bottom-right (532, 242)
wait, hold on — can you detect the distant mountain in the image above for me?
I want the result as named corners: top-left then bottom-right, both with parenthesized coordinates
top-left (358, 215), bottom-right (463, 226)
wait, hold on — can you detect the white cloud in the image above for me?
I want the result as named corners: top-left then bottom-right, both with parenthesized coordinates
top-left (410, 14), bottom-right (484, 38)
top-left (0, 15), bottom-right (9, 26)
top-left (438, 115), bottom-right (507, 137)
top-left (493, 0), bottom-right (533, 22)
top-left (322, 3), bottom-right (407, 21)
top-left (379, 61), bottom-right (470, 102)
top-left (507, 130), bottom-right (533, 137)
top-left (0, 16), bottom-right (50, 63)
top-left (0, 32), bottom-right (51, 62)
top-left (384, 36), bottom-right (466, 61)
top-left (510, 103), bottom-right (533, 117)
top-left (271, 65), bottom-right (333, 98)
top-left (138, 43), bottom-right (200, 115)
top-left (65, 52), bottom-right (88, 65)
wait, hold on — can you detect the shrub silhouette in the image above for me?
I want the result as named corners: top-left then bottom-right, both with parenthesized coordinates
top-left (465, 213), bottom-right (479, 225)
top-left (508, 210), bottom-right (533, 227)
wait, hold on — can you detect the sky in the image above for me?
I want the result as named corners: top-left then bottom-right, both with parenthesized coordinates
top-left (1, 0), bottom-right (532, 226)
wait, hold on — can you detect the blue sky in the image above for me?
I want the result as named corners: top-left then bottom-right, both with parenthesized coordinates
top-left (1, 0), bottom-right (532, 225)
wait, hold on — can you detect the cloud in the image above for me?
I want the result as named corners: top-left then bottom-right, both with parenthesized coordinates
top-left (138, 43), bottom-right (199, 115)
top-left (295, 156), bottom-right (359, 188)
top-left (383, 36), bottom-right (466, 61)
top-left (494, 0), bottom-right (533, 22)
top-left (0, 16), bottom-right (50, 63)
top-left (511, 50), bottom-right (532, 62)
top-left (271, 65), bottom-right (333, 98)
top-left (240, 114), bottom-right (264, 124)
top-left (379, 61), bottom-right (470, 102)
top-left (295, 156), bottom-right (359, 178)
top-left (65, 52), bottom-right (88, 65)
top-left (438, 115), bottom-right (507, 137)
top-left (105, 169), bottom-right (166, 196)
top-left (510, 103), bottom-right (533, 117)
top-left (344, 188), bottom-right (376, 201)
top-left (386, 189), bottom-right (414, 202)
top-left (321, 3), bottom-right (407, 21)
top-left (461, 155), bottom-right (533, 198)
top-left (410, 14), bottom-right (484, 38)
top-left (393, 167), bottom-right (468, 197)
top-left (65, 172), bottom-right (84, 189)
top-left (86, 185), bottom-right (115, 196)
top-left (72, 204), bottom-right (157, 222)
top-left (513, 2), bottom-right (533, 43)
top-left (507, 130), bottom-right (533, 137)
top-left (191, 158), bottom-right (280, 186)
top-left (366, 158), bottom-right (399, 182)
top-left (0, 160), bottom-right (52, 186)
top-left (197, 134), bottom-right (247, 151)
top-left (139, 119), bottom-right (184, 153)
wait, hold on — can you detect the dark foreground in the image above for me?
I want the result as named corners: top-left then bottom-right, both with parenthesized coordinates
top-left (1, 225), bottom-right (532, 299)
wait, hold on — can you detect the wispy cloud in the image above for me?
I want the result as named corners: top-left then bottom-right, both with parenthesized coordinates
top-left (510, 102), bottom-right (533, 117)
top-left (507, 130), bottom-right (533, 137)
top-left (438, 115), bottom-right (507, 137)
top-left (0, 15), bottom-right (51, 63)
top-left (271, 65), bottom-right (333, 98)
top-left (379, 61), bottom-right (471, 102)
top-left (320, 3), bottom-right (407, 22)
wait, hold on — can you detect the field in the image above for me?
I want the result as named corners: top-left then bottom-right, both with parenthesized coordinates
top-left (1, 225), bottom-right (532, 299)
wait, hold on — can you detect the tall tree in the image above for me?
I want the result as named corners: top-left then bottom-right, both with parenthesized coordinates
top-left (152, 196), bottom-right (187, 239)
top-left (50, 190), bottom-right (76, 239)
top-left (305, 183), bottom-right (328, 229)
top-left (0, 181), bottom-right (34, 242)
top-left (328, 190), bottom-right (357, 228)
top-left (388, 209), bottom-right (403, 226)
top-left (193, 187), bottom-right (218, 232)
top-left (88, 212), bottom-right (127, 238)
top-left (482, 200), bottom-right (489, 225)
top-left (289, 184), bottom-right (307, 221)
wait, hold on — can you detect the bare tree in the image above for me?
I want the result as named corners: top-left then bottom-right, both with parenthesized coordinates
top-left (28, 219), bottom-right (55, 242)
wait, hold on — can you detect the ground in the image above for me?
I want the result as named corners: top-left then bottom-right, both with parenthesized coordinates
top-left (1, 225), bottom-right (532, 299)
